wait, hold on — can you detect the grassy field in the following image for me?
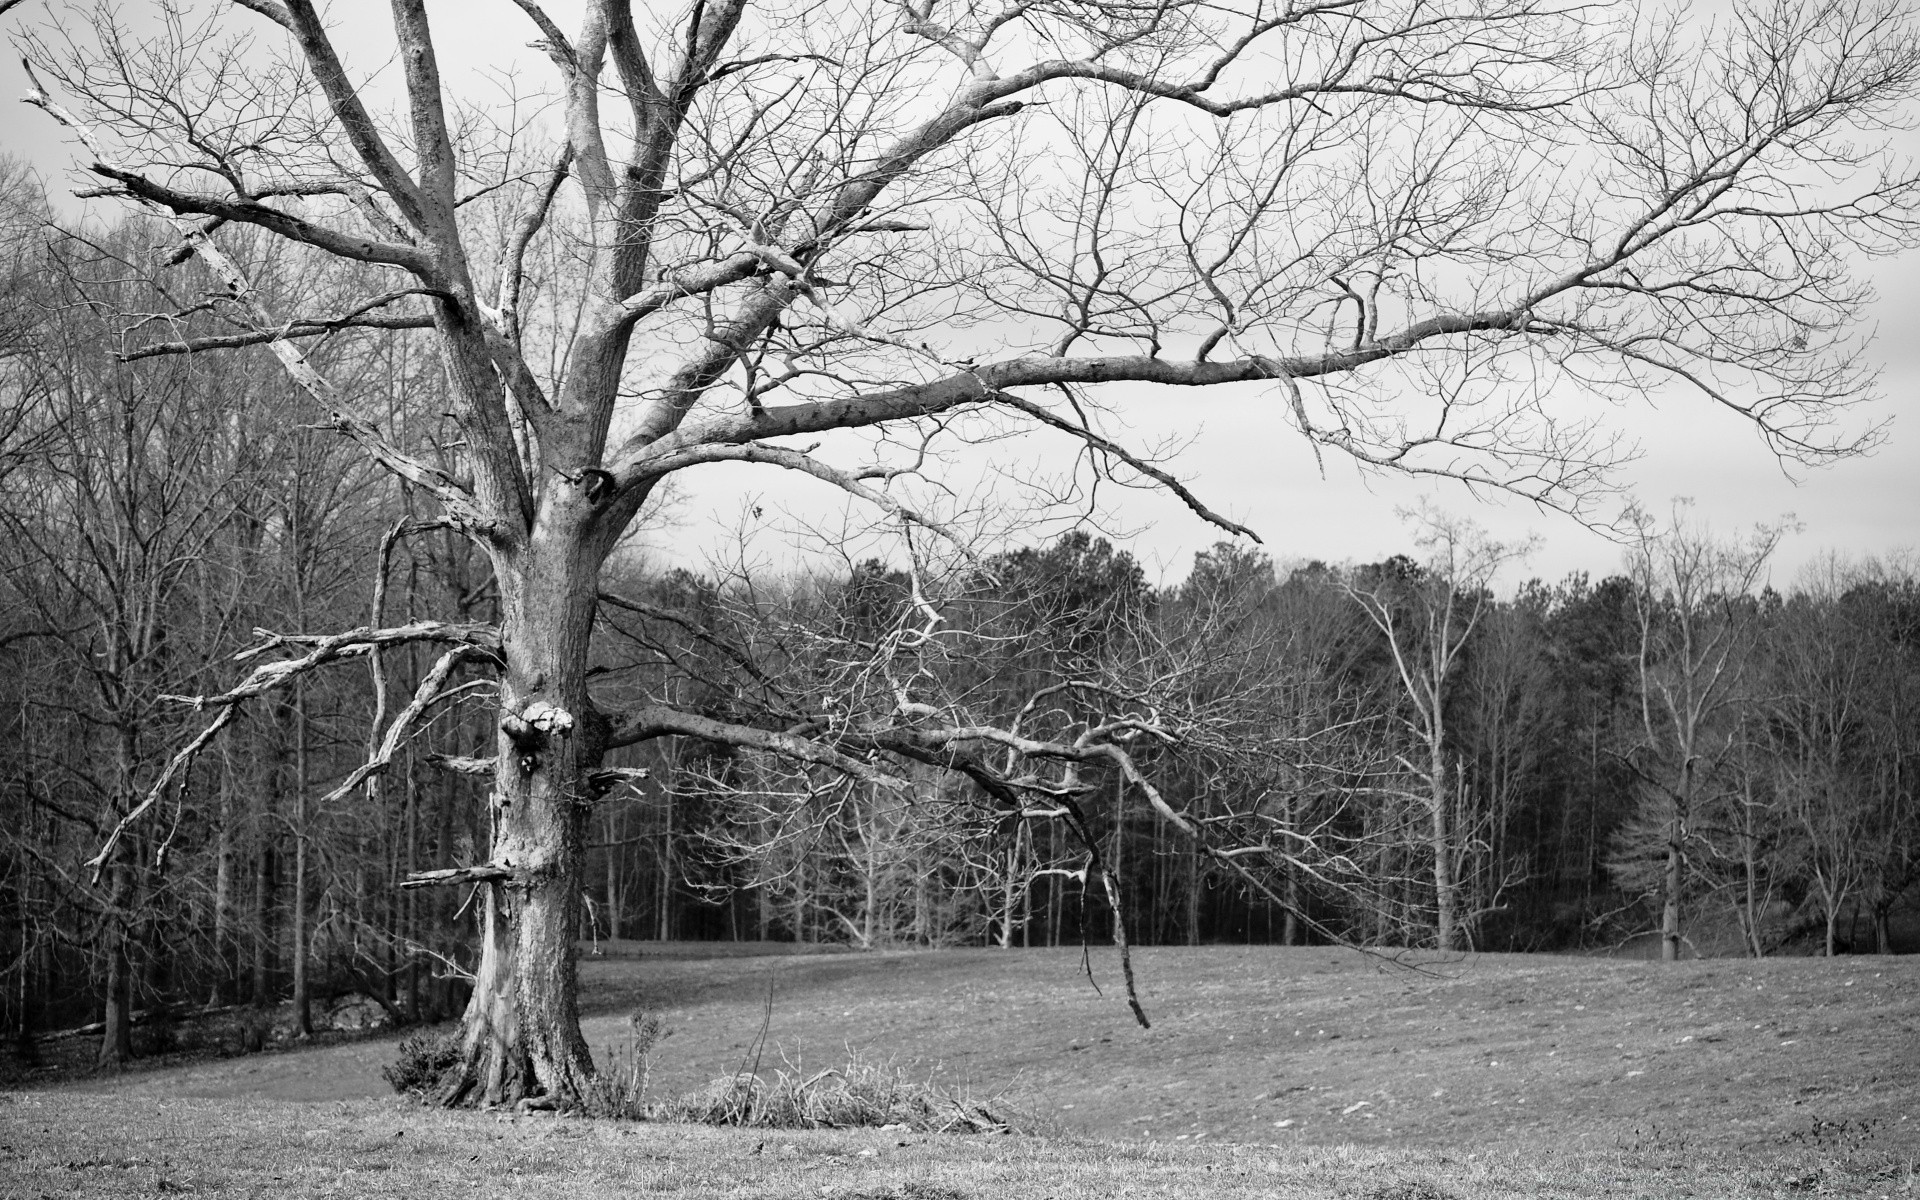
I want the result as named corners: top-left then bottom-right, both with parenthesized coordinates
top-left (4, 944), bottom-right (1918, 1198)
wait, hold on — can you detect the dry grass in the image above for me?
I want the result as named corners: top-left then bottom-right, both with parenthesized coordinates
top-left (7, 945), bottom-right (1918, 1197)
top-left (3, 1087), bottom-right (1914, 1199)
top-left (580, 944), bottom-right (1920, 1153)
top-left (651, 1053), bottom-right (1016, 1133)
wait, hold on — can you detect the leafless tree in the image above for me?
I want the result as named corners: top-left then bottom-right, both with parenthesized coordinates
top-left (1343, 509), bottom-right (1532, 948)
top-left (16, 0), bottom-right (1920, 1104)
top-left (1759, 556), bottom-right (1913, 956)
top-left (1613, 504), bottom-right (1784, 961)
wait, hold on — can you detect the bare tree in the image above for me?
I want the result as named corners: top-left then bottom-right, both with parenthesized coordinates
top-left (1614, 505), bottom-right (1783, 961)
top-left (1344, 510), bottom-right (1532, 948)
top-left (1760, 557), bottom-right (1912, 956)
top-left (17, 0), bottom-right (1920, 1105)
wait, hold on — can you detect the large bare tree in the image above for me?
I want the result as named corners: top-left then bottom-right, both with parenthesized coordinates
top-left (15, 0), bottom-right (1920, 1105)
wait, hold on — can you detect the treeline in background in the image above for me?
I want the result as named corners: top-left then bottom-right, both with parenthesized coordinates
top-left (1, 170), bottom-right (1916, 1063)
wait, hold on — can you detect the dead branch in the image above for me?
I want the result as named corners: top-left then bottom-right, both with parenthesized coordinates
top-left (400, 864), bottom-right (517, 890)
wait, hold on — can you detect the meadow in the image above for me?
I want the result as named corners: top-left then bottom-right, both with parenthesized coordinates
top-left (4, 945), bottom-right (1916, 1198)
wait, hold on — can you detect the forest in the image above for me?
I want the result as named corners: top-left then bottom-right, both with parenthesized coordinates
top-left (2, 164), bottom-right (1915, 1068)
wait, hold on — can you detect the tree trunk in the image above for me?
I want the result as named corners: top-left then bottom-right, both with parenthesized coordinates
top-left (1020, 829), bottom-right (1033, 949)
top-left (252, 842), bottom-right (273, 1006)
top-left (96, 863), bottom-right (135, 1069)
top-left (1661, 819), bottom-right (1683, 962)
top-left (657, 787), bottom-right (673, 942)
top-left (210, 767), bottom-right (235, 1006)
top-left (441, 539), bottom-right (598, 1108)
top-left (1184, 850), bottom-right (1199, 947)
top-left (291, 684), bottom-right (313, 1039)
top-left (97, 934), bottom-right (134, 1068)
top-left (1281, 793), bottom-right (1299, 947)
top-left (1432, 742), bottom-right (1458, 951)
top-left (862, 816), bottom-right (879, 948)
top-left (604, 805), bottom-right (622, 942)
top-left (792, 854), bottom-right (808, 944)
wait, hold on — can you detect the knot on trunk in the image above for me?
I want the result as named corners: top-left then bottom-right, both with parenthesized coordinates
top-left (501, 699), bottom-right (576, 773)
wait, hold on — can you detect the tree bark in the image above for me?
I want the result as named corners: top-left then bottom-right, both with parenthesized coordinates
top-left (441, 528), bottom-right (598, 1108)
top-left (96, 866), bottom-right (134, 1069)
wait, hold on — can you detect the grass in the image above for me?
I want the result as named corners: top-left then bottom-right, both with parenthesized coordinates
top-left (5, 944), bottom-right (1919, 1197)
top-left (580, 944), bottom-right (1920, 1152)
top-left (4, 1088), bottom-right (1914, 1198)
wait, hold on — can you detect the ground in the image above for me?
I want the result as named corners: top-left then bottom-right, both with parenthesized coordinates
top-left (4, 945), bottom-right (1917, 1197)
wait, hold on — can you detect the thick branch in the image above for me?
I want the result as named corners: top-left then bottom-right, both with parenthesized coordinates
top-left (614, 309), bottom-right (1530, 475)
top-left (603, 703), bottom-right (906, 788)
top-left (86, 166), bottom-right (427, 270)
top-left (401, 864), bottom-right (517, 890)
top-left (274, 1), bottom-right (430, 230)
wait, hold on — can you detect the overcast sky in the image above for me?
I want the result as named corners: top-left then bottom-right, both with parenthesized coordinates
top-left (4, 1), bottom-right (1916, 592)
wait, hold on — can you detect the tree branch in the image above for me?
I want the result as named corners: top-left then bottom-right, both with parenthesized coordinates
top-left (602, 702), bottom-right (906, 788)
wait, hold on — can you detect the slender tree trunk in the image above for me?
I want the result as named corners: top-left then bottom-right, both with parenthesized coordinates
top-left (435, 766), bottom-right (458, 1019)
top-left (862, 815), bottom-right (879, 948)
top-left (1184, 852), bottom-right (1199, 947)
top-left (1432, 741), bottom-right (1458, 951)
top-left (1048, 821), bottom-right (1062, 948)
top-left (291, 684), bottom-right (313, 1038)
top-left (1662, 816), bottom-right (1683, 962)
top-left (792, 854), bottom-right (808, 944)
top-left (406, 762), bottom-right (420, 1018)
top-left (1281, 793), bottom-right (1299, 947)
top-left (657, 788), bottom-right (673, 942)
top-left (97, 932), bottom-right (134, 1068)
top-left (999, 821), bottom-right (1022, 949)
top-left (96, 864), bottom-right (134, 1068)
top-left (1020, 825), bottom-right (1033, 948)
top-left (211, 767), bottom-right (235, 1006)
top-left (604, 805), bottom-right (621, 942)
top-left (252, 842), bottom-right (273, 1006)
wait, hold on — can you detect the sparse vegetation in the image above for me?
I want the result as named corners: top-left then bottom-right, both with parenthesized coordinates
top-left (578, 1011), bottom-right (668, 1121)
top-left (381, 1028), bottom-right (462, 1098)
top-left (654, 1054), bottom-right (1019, 1134)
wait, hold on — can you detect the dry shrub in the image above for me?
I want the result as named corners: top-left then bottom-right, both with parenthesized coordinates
top-left (655, 1053), bottom-right (1017, 1133)
top-left (580, 1011), bottom-right (668, 1120)
top-left (382, 1027), bottom-right (461, 1097)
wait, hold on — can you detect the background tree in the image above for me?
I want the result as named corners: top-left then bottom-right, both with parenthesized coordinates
top-left (1344, 512), bottom-right (1532, 949)
top-left (1613, 509), bottom-right (1783, 961)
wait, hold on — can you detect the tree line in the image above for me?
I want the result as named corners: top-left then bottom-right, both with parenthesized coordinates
top-left (578, 521), bottom-right (1919, 966)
